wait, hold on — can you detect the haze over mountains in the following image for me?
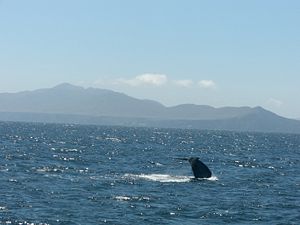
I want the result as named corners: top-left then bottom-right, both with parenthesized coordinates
top-left (1, 83), bottom-right (300, 134)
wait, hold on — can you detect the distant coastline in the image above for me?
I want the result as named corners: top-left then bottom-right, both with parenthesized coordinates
top-left (0, 83), bottom-right (300, 134)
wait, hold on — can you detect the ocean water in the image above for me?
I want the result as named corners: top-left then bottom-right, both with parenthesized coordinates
top-left (0, 122), bottom-right (299, 225)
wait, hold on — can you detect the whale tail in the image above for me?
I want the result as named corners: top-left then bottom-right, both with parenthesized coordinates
top-left (176, 157), bottom-right (212, 178)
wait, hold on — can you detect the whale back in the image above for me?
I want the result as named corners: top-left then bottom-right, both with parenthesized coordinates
top-left (188, 157), bottom-right (212, 178)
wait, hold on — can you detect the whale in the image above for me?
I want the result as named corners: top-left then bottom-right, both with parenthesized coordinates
top-left (177, 157), bottom-right (212, 178)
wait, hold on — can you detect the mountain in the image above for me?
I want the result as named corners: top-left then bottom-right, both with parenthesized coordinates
top-left (0, 83), bottom-right (165, 118)
top-left (1, 83), bottom-right (300, 134)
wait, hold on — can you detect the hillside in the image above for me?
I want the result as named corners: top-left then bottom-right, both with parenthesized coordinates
top-left (0, 83), bottom-right (300, 133)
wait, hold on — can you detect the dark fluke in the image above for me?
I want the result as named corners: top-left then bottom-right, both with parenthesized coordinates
top-left (177, 157), bottom-right (212, 178)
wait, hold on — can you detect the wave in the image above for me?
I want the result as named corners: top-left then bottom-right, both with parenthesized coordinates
top-left (123, 173), bottom-right (218, 183)
top-left (114, 196), bottom-right (150, 201)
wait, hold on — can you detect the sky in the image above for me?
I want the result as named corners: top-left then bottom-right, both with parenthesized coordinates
top-left (0, 0), bottom-right (299, 118)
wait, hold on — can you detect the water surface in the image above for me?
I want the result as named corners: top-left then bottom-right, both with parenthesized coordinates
top-left (0, 122), bottom-right (299, 224)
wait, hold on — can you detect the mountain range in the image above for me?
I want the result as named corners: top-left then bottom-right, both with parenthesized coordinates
top-left (1, 83), bottom-right (300, 134)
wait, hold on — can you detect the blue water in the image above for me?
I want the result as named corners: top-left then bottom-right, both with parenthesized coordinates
top-left (0, 122), bottom-right (299, 225)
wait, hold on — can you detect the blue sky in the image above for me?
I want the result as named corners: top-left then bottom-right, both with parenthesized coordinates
top-left (0, 0), bottom-right (299, 118)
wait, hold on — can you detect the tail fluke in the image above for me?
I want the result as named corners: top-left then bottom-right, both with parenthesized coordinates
top-left (176, 157), bottom-right (212, 178)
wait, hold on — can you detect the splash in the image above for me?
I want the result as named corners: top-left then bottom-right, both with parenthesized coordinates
top-left (124, 173), bottom-right (192, 183)
top-left (207, 175), bottom-right (219, 181)
top-left (123, 173), bottom-right (218, 183)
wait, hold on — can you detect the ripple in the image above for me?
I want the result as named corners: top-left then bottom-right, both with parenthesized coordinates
top-left (114, 196), bottom-right (151, 202)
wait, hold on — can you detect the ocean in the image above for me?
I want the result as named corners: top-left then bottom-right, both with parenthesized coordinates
top-left (0, 121), bottom-right (299, 225)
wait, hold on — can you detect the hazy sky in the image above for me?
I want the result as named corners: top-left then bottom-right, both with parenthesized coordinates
top-left (0, 0), bottom-right (299, 118)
